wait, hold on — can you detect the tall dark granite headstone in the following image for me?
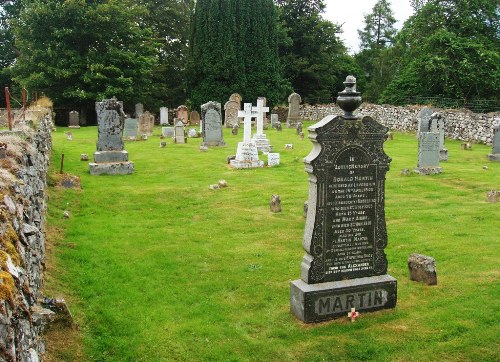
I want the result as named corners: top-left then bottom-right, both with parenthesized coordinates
top-left (201, 101), bottom-right (225, 147)
top-left (290, 76), bottom-right (397, 323)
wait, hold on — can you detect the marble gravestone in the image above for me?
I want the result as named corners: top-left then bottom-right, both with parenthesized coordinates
top-left (224, 99), bottom-right (241, 128)
top-left (160, 107), bottom-right (169, 125)
top-left (417, 107), bottom-right (434, 137)
top-left (201, 101), bottom-right (225, 147)
top-left (230, 103), bottom-right (264, 169)
top-left (290, 76), bottom-right (396, 323)
top-left (174, 121), bottom-right (186, 144)
top-left (429, 112), bottom-right (448, 161)
top-left (257, 97), bottom-right (269, 129)
top-left (287, 92), bottom-right (302, 128)
top-left (68, 111), bottom-right (80, 128)
top-left (139, 111), bottom-right (155, 136)
top-left (251, 99), bottom-right (272, 152)
top-left (488, 126), bottom-right (500, 161)
top-left (177, 105), bottom-right (189, 124)
top-left (190, 110), bottom-right (201, 126)
top-left (89, 97), bottom-right (134, 175)
top-left (124, 118), bottom-right (139, 139)
top-left (415, 132), bottom-right (442, 174)
top-left (135, 103), bottom-right (144, 118)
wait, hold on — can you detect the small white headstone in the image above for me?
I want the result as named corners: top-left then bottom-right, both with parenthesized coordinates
top-left (268, 153), bottom-right (280, 167)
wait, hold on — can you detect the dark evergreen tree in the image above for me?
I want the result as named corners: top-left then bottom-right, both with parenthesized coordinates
top-left (381, 0), bottom-right (500, 105)
top-left (275, 0), bottom-right (355, 104)
top-left (187, 0), bottom-right (290, 109)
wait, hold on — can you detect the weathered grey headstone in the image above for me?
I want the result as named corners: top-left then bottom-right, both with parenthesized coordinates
top-left (286, 92), bottom-right (301, 128)
top-left (174, 121), bottom-right (186, 144)
top-left (188, 128), bottom-right (198, 138)
top-left (68, 111), bottom-right (80, 129)
top-left (252, 99), bottom-right (271, 152)
top-left (162, 127), bottom-right (175, 138)
top-left (270, 195), bottom-right (282, 213)
top-left (177, 105), bottom-right (189, 124)
top-left (290, 76), bottom-right (396, 323)
top-left (190, 111), bottom-right (201, 126)
top-left (267, 153), bottom-right (280, 167)
top-left (417, 107), bottom-right (434, 137)
top-left (230, 103), bottom-right (263, 169)
top-left (429, 112), bottom-right (448, 161)
top-left (224, 100), bottom-right (241, 128)
top-left (124, 118), bottom-right (139, 139)
top-left (488, 126), bottom-right (500, 161)
top-left (232, 124), bottom-right (239, 135)
top-left (408, 254), bottom-right (437, 285)
top-left (135, 103), bottom-right (144, 118)
top-left (271, 114), bottom-right (279, 128)
top-left (296, 122), bottom-right (302, 135)
top-left (139, 111), bottom-right (154, 136)
top-left (201, 101), bottom-right (225, 147)
top-left (415, 132), bottom-right (442, 174)
top-left (89, 97), bottom-right (134, 175)
top-left (276, 121), bottom-right (282, 131)
top-left (160, 107), bottom-right (169, 125)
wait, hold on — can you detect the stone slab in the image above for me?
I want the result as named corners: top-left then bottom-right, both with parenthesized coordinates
top-left (488, 154), bottom-right (500, 161)
top-left (89, 162), bottom-right (134, 175)
top-left (290, 275), bottom-right (397, 323)
top-left (93, 150), bottom-right (129, 163)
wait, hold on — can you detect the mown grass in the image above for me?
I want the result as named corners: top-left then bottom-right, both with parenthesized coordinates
top-left (44, 122), bottom-right (499, 361)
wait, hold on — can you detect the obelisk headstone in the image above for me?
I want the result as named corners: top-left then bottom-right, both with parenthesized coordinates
top-left (290, 76), bottom-right (397, 323)
top-left (286, 92), bottom-right (302, 128)
top-left (89, 97), bottom-right (134, 175)
top-left (488, 126), bottom-right (500, 161)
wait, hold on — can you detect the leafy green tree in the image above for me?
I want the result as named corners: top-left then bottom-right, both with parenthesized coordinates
top-left (276, 0), bottom-right (353, 104)
top-left (187, 0), bottom-right (290, 109)
top-left (11, 0), bottom-right (158, 120)
top-left (355, 0), bottom-right (397, 102)
top-left (381, 0), bottom-right (500, 105)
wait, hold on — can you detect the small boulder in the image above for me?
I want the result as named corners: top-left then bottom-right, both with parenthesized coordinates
top-left (408, 253), bottom-right (437, 285)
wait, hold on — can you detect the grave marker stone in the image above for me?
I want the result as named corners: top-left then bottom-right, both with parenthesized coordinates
top-left (429, 112), bottom-right (448, 161)
top-left (68, 111), bottom-right (80, 129)
top-left (296, 122), bottom-right (302, 135)
top-left (190, 110), bottom-right (201, 126)
top-left (229, 93), bottom-right (242, 105)
top-left (287, 92), bottom-right (302, 128)
top-left (188, 128), bottom-right (198, 138)
top-left (89, 97), bottom-right (134, 175)
top-left (124, 118), bottom-right (138, 139)
top-left (135, 103), bottom-right (144, 118)
top-left (160, 107), bottom-right (169, 125)
top-left (271, 114), bottom-right (279, 128)
top-left (201, 101), bottom-right (225, 147)
top-left (174, 121), bottom-right (186, 144)
top-left (417, 107), bottom-right (434, 137)
top-left (139, 111), bottom-right (154, 136)
top-left (177, 105), bottom-right (189, 124)
top-left (224, 99), bottom-right (241, 128)
top-left (162, 126), bottom-right (175, 138)
top-left (415, 132), bottom-right (442, 174)
top-left (488, 126), bottom-right (500, 161)
top-left (232, 124), bottom-right (239, 135)
top-left (267, 153), bottom-right (280, 167)
top-left (252, 99), bottom-right (272, 152)
top-left (230, 103), bottom-right (263, 169)
top-left (290, 76), bottom-right (396, 323)
top-left (257, 96), bottom-right (269, 129)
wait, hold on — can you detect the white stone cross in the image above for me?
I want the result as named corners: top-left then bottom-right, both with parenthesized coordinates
top-left (238, 103), bottom-right (256, 143)
top-left (252, 99), bottom-right (269, 137)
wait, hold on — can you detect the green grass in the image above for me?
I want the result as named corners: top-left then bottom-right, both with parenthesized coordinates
top-left (45, 124), bottom-right (499, 361)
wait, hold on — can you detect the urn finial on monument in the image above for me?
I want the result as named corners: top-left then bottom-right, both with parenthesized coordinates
top-left (336, 75), bottom-right (362, 120)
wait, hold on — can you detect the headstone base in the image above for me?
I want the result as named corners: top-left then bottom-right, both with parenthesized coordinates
top-left (286, 118), bottom-right (301, 128)
top-left (439, 149), bottom-right (448, 161)
top-left (230, 142), bottom-right (264, 169)
top-left (89, 162), bottom-right (134, 175)
top-left (414, 166), bottom-right (442, 175)
top-left (488, 153), bottom-right (500, 162)
top-left (252, 134), bottom-right (272, 152)
top-left (290, 275), bottom-right (397, 323)
top-left (94, 150), bottom-right (129, 163)
top-left (68, 126), bottom-right (80, 129)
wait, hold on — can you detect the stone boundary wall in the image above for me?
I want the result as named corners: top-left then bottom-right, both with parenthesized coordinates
top-left (0, 115), bottom-right (52, 361)
top-left (300, 103), bottom-right (500, 145)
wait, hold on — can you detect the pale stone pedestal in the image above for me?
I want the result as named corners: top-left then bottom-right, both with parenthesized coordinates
top-left (230, 142), bottom-right (264, 169)
top-left (414, 166), bottom-right (443, 175)
top-left (89, 150), bottom-right (134, 175)
top-left (252, 134), bottom-right (272, 153)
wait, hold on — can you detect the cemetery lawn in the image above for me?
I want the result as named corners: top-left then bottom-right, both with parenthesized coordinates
top-left (45, 125), bottom-right (499, 361)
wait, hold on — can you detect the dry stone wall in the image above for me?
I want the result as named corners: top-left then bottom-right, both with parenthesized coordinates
top-left (300, 103), bottom-right (500, 145)
top-left (0, 115), bottom-right (52, 361)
